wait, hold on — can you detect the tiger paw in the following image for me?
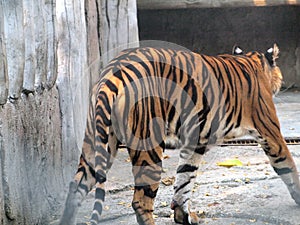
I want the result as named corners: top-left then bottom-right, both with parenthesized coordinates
top-left (172, 204), bottom-right (184, 224)
top-left (171, 201), bottom-right (201, 225)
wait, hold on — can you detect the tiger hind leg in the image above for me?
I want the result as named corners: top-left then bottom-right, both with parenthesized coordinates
top-left (128, 147), bottom-right (163, 225)
top-left (89, 128), bottom-right (119, 224)
top-left (171, 145), bottom-right (206, 225)
top-left (59, 154), bottom-right (96, 225)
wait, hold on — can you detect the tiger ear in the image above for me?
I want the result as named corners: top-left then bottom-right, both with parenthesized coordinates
top-left (232, 45), bottom-right (243, 55)
top-left (265, 43), bottom-right (279, 66)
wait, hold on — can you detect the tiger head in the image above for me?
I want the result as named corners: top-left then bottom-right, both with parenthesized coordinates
top-left (233, 43), bottom-right (283, 95)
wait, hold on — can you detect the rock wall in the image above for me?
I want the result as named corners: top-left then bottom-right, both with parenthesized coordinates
top-left (138, 5), bottom-right (300, 87)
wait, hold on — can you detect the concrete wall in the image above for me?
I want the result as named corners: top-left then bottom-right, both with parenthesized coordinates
top-left (138, 5), bottom-right (300, 87)
top-left (137, 0), bottom-right (300, 9)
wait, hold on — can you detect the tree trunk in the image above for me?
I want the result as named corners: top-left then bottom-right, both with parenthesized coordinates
top-left (23, 0), bottom-right (36, 93)
top-left (56, 0), bottom-right (89, 182)
top-left (104, 0), bottom-right (139, 62)
top-left (0, 1), bottom-right (65, 224)
top-left (2, 0), bottom-right (24, 101)
top-left (0, 0), bottom-right (8, 105)
top-left (85, 0), bottom-right (101, 87)
top-left (0, 0), bottom-right (139, 224)
top-left (86, 0), bottom-right (139, 82)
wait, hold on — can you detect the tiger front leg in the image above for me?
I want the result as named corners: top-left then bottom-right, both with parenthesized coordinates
top-left (255, 133), bottom-right (300, 205)
top-left (171, 146), bottom-right (204, 225)
top-left (285, 170), bottom-right (300, 205)
top-left (266, 142), bottom-right (300, 205)
top-left (251, 94), bottom-right (300, 205)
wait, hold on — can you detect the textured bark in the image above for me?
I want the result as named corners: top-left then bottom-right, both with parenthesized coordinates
top-left (0, 0), bottom-right (139, 223)
top-left (0, 89), bottom-right (64, 225)
top-left (98, 0), bottom-right (139, 67)
top-left (85, 0), bottom-right (101, 89)
top-left (34, 0), bottom-right (47, 93)
top-left (2, 0), bottom-right (24, 100)
top-left (23, 0), bottom-right (36, 93)
top-left (56, 0), bottom-right (89, 181)
top-left (0, 1), bottom-right (64, 223)
top-left (137, 0), bottom-right (300, 9)
top-left (45, 0), bottom-right (57, 90)
top-left (85, 0), bottom-right (139, 86)
top-left (0, 1), bottom-right (8, 105)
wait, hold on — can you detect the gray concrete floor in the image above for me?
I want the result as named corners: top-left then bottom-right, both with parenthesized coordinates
top-left (53, 91), bottom-right (300, 225)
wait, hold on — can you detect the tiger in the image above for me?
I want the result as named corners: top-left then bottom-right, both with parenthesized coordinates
top-left (59, 44), bottom-right (300, 225)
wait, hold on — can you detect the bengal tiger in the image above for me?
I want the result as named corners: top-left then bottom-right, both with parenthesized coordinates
top-left (59, 44), bottom-right (300, 225)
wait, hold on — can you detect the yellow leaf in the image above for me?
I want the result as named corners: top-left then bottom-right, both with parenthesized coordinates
top-left (217, 159), bottom-right (243, 168)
